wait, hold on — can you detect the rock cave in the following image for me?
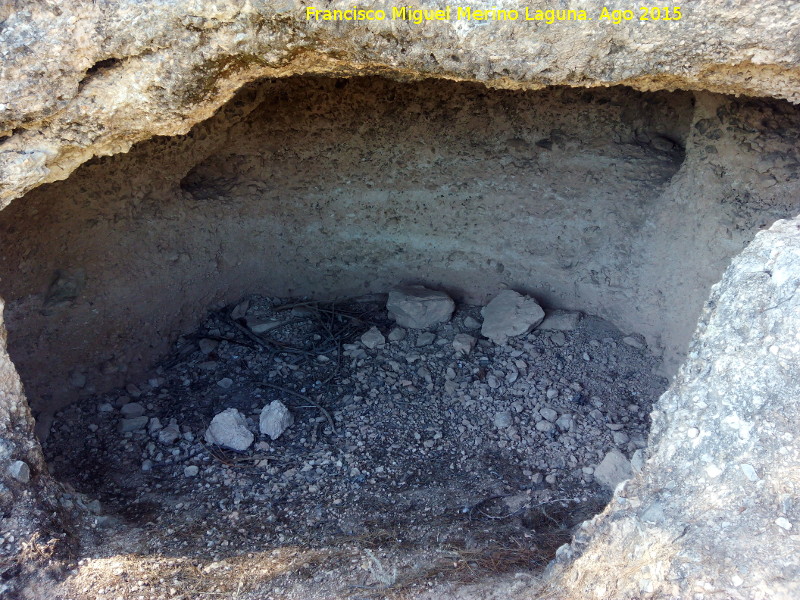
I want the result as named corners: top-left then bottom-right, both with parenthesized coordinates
top-left (1, 2), bottom-right (799, 599)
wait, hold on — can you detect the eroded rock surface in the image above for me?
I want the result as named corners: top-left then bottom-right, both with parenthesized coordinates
top-left (545, 216), bottom-right (800, 599)
top-left (2, 1), bottom-right (800, 205)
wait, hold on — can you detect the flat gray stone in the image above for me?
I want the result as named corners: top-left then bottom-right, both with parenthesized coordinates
top-left (260, 401), bottom-right (294, 440)
top-left (360, 326), bottom-right (385, 349)
top-left (387, 285), bottom-right (454, 329)
top-left (415, 331), bottom-right (436, 347)
top-left (387, 327), bottom-right (406, 342)
top-left (204, 408), bottom-right (254, 451)
top-left (452, 333), bottom-right (476, 355)
top-left (481, 290), bottom-right (545, 344)
top-left (158, 421), bottom-right (182, 445)
top-left (119, 416), bottom-right (149, 433)
top-left (537, 309), bottom-right (582, 331)
top-left (120, 402), bottom-right (145, 418)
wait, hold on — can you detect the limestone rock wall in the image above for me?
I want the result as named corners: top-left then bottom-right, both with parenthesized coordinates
top-left (544, 215), bottom-right (800, 599)
top-left (2, 1), bottom-right (800, 206)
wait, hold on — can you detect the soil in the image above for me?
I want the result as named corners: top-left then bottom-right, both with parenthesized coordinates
top-left (41, 294), bottom-right (667, 599)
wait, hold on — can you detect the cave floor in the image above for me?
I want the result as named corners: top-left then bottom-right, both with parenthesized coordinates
top-left (41, 295), bottom-right (666, 599)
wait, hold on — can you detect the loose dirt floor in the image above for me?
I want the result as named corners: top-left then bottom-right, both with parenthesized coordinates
top-left (40, 294), bottom-right (667, 599)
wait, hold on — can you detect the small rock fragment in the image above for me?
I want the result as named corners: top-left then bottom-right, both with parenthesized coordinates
top-left (387, 327), bottom-right (406, 342)
top-left (260, 401), bottom-right (294, 440)
top-left (120, 402), bottom-right (145, 418)
top-left (539, 407), bottom-right (558, 422)
top-left (481, 290), bottom-right (545, 344)
top-left (463, 316), bottom-right (481, 330)
top-left (387, 285), bottom-right (455, 329)
top-left (452, 333), bottom-right (476, 355)
top-left (555, 414), bottom-right (573, 431)
top-left (550, 331), bottom-right (566, 346)
top-left (360, 326), bottom-right (385, 349)
top-left (158, 421), bottom-right (182, 445)
top-left (622, 336), bottom-right (645, 349)
top-left (740, 463), bottom-right (759, 482)
top-left (415, 332), bottom-right (436, 347)
top-left (775, 517), bottom-right (793, 530)
top-left (184, 465), bottom-right (199, 477)
top-left (537, 309), bottom-right (582, 331)
top-left (535, 420), bottom-right (554, 433)
top-left (119, 416), bottom-right (149, 433)
top-left (594, 449), bottom-right (633, 490)
top-left (8, 460), bottom-right (30, 483)
top-left (493, 411), bottom-right (513, 429)
top-left (217, 377), bottom-right (234, 389)
top-left (204, 408), bottom-right (254, 451)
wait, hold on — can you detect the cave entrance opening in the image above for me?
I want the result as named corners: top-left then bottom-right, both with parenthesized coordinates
top-left (1, 75), bottom-right (798, 596)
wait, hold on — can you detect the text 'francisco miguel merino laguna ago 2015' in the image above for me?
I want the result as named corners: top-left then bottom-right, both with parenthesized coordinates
top-left (305, 6), bottom-right (684, 25)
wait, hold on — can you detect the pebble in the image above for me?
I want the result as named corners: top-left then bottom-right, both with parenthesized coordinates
top-left (740, 463), bottom-right (759, 482)
top-left (550, 332), bottom-right (566, 346)
top-left (463, 316), bottom-right (481, 329)
top-left (539, 407), bottom-right (558, 422)
top-left (555, 414), bottom-right (573, 431)
top-left (360, 326), bottom-right (386, 349)
top-left (415, 332), bottom-right (436, 347)
top-left (119, 416), bottom-right (149, 433)
top-left (535, 420), bottom-right (554, 433)
top-left (120, 402), bottom-right (145, 418)
top-left (387, 327), bottom-right (407, 342)
top-left (493, 411), bottom-right (513, 429)
top-left (452, 333), bottom-right (476, 355)
top-left (217, 378), bottom-right (234, 389)
top-left (141, 460), bottom-right (153, 472)
top-left (158, 422), bottom-right (182, 445)
top-left (184, 466), bottom-right (199, 477)
top-left (775, 517), bottom-right (792, 530)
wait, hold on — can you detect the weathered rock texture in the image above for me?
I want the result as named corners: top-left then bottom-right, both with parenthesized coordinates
top-left (0, 1), bottom-right (799, 598)
top-left (2, 1), bottom-right (800, 206)
top-left (543, 216), bottom-right (800, 599)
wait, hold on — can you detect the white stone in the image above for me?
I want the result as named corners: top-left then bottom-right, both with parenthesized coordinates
top-left (775, 517), bottom-right (792, 530)
top-left (260, 401), bottom-right (294, 440)
top-left (360, 326), bottom-right (385, 349)
top-left (481, 290), bottom-right (545, 344)
top-left (594, 449), bottom-right (633, 490)
top-left (8, 460), bottom-right (30, 483)
top-left (452, 333), bottom-right (476, 355)
top-left (740, 463), bottom-right (759, 482)
top-left (387, 285), bottom-right (454, 329)
top-left (204, 408), bottom-right (254, 451)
